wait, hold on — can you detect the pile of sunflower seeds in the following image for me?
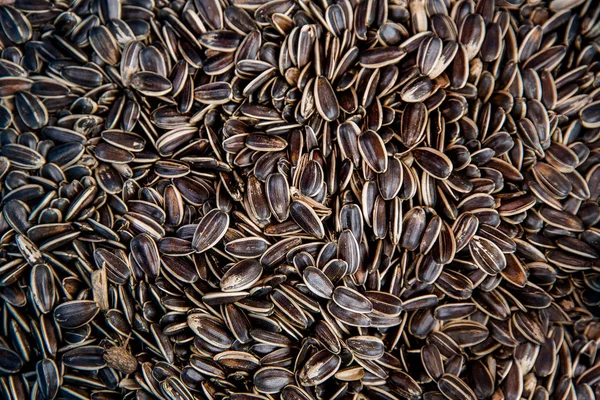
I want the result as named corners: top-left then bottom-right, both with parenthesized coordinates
top-left (1, 0), bottom-right (600, 398)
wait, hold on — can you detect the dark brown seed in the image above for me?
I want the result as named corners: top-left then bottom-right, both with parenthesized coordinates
top-left (413, 147), bottom-right (453, 179)
top-left (0, 77), bottom-right (32, 97)
top-left (94, 142), bottom-right (133, 164)
top-left (459, 14), bottom-right (485, 60)
top-left (303, 266), bottom-right (334, 299)
top-left (418, 36), bottom-right (442, 76)
top-left (539, 206), bottom-right (584, 232)
top-left (36, 358), bottom-right (60, 400)
top-left (0, 6), bottom-right (31, 44)
top-left (314, 76), bottom-right (339, 121)
top-left (298, 350), bottom-right (341, 386)
top-left (15, 91), bottom-right (47, 130)
top-left (200, 30), bottom-right (241, 52)
top-left (346, 336), bottom-right (384, 360)
top-left (443, 321), bottom-right (488, 347)
top-left (196, 0), bottom-right (223, 30)
top-left (401, 103), bottom-right (428, 147)
top-left (31, 263), bottom-right (55, 314)
top-left (1, 144), bottom-right (45, 170)
top-left (246, 135), bottom-right (288, 152)
top-left (60, 65), bottom-right (103, 88)
top-left (389, 371), bottom-right (422, 399)
top-left (332, 286), bottom-right (373, 314)
top-left (224, 237), bottom-right (269, 258)
top-left (130, 71), bottom-right (172, 96)
top-left (192, 209), bottom-right (230, 252)
top-left (360, 47), bottom-right (407, 68)
top-left (188, 312), bottom-right (234, 349)
top-left (0, 347), bottom-right (23, 374)
top-left (195, 82), bottom-right (232, 105)
top-left (299, 160), bottom-right (324, 197)
top-left (62, 346), bottom-right (106, 370)
top-left (290, 200), bottom-right (325, 239)
top-left (523, 45), bottom-right (566, 71)
top-left (221, 260), bottom-right (263, 292)
top-left (581, 101), bottom-right (600, 128)
top-left (54, 300), bottom-right (100, 329)
top-left (359, 130), bottom-right (388, 173)
top-left (469, 236), bottom-right (507, 275)
top-left (265, 173), bottom-right (290, 222)
top-left (378, 157), bottom-right (403, 200)
top-left (422, 344), bottom-right (444, 380)
top-left (400, 76), bottom-right (434, 103)
top-left (438, 374), bottom-right (476, 400)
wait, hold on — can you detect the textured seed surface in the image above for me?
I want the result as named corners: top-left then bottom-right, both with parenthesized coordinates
top-left (0, 0), bottom-right (598, 399)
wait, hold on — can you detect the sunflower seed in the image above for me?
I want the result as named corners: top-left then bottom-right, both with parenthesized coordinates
top-left (0, 2), bottom-right (596, 399)
top-left (192, 209), bottom-right (229, 252)
top-left (54, 300), bottom-right (100, 329)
